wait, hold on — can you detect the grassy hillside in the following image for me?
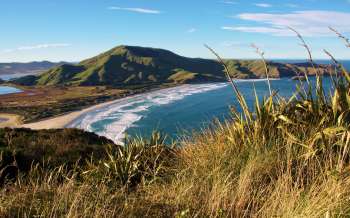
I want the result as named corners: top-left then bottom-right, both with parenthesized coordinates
top-left (11, 45), bottom-right (331, 87)
top-left (224, 60), bottom-right (331, 78)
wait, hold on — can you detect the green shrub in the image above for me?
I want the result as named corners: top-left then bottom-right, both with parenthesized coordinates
top-left (0, 128), bottom-right (111, 184)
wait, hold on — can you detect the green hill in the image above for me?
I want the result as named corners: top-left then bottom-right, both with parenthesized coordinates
top-left (11, 45), bottom-right (331, 87)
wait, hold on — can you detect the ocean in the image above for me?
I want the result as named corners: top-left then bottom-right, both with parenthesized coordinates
top-left (68, 60), bottom-right (350, 143)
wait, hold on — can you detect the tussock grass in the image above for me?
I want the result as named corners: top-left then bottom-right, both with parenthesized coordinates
top-left (1, 30), bottom-right (350, 217)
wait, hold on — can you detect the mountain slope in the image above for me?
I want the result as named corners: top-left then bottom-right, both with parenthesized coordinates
top-left (11, 45), bottom-right (331, 87)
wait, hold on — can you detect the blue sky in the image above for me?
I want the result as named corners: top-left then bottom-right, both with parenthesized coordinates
top-left (0, 0), bottom-right (350, 62)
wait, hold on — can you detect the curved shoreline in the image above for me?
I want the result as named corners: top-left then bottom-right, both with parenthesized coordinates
top-left (18, 82), bottom-right (230, 131)
top-left (2, 79), bottom-right (274, 130)
top-left (2, 79), bottom-right (278, 131)
top-left (19, 84), bottom-right (188, 130)
top-left (21, 97), bottom-right (137, 130)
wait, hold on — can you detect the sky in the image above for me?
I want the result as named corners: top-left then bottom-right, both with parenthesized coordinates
top-left (0, 0), bottom-right (350, 62)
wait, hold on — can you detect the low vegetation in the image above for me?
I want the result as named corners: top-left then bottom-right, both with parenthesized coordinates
top-left (0, 30), bottom-right (350, 217)
top-left (0, 128), bottom-right (112, 183)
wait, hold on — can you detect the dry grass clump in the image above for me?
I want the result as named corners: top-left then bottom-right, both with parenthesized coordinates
top-left (1, 29), bottom-right (350, 217)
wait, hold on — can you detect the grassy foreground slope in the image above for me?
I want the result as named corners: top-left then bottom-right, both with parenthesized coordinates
top-left (12, 45), bottom-right (331, 87)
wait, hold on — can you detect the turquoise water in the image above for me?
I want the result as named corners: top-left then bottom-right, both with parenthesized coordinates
top-left (126, 78), bottom-right (332, 140)
top-left (69, 77), bottom-right (334, 143)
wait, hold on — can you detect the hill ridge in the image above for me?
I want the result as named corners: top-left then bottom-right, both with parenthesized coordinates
top-left (11, 45), bottom-right (331, 87)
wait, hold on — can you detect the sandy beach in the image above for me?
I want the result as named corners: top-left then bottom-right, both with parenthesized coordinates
top-left (21, 98), bottom-right (126, 130)
top-left (0, 85), bottom-right (166, 130)
top-left (17, 85), bottom-right (179, 130)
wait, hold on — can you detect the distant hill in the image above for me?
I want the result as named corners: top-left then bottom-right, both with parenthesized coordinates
top-left (0, 61), bottom-right (65, 76)
top-left (11, 46), bottom-right (331, 87)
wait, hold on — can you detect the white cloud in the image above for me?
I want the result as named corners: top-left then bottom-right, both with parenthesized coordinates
top-left (108, 7), bottom-right (161, 14)
top-left (222, 26), bottom-right (290, 36)
top-left (187, 28), bottom-right (197, 33)
top-left (254, 3), bottom-right (272, 8)
top-left (224, 10), bottom-right (350, 37)
top-left (1, 43), bottom-right (71, 53)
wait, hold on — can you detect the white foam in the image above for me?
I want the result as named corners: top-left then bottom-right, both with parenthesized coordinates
top-left (233, 78), bottom-right (280, 82)
top-left (68, 83), bottom-right (228, 144)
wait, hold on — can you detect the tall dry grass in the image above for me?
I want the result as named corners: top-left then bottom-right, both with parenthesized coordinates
top-left (1, 29), bottom-right (350, 217)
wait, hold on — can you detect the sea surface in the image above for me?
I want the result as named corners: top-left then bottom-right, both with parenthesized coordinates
top-left (68, 60), bottom-right (350, 143)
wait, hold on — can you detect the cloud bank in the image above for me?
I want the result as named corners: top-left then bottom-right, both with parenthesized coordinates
top-left (223, 10), bottom-right (350, 37)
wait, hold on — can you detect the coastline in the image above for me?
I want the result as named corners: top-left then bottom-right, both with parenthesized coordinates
top-left (21, 98), bottom-right (125, 130)
top-left (19, 84), bottom-right (185, 130)
top-left (17, 82), bottom-right (228, 131)
top-left (2, 79), bottom-right (278, 131)
top-left (0, 82), bottom-right (178, 130)
top-left (0, 78), bottom-right (282, 131)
